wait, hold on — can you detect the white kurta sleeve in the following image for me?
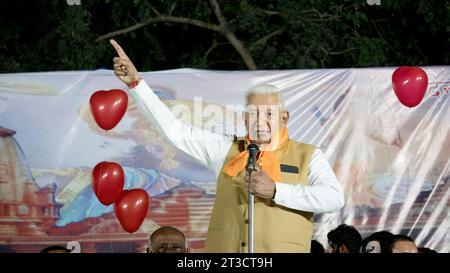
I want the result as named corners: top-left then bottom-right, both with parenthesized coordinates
top-left (273, 148), bottom-right (345, 213)
top-left (129, 80), bottom-right (232, 175)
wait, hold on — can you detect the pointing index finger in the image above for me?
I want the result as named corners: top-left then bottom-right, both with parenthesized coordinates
top-left (110, 39), bottom-right (129, 59)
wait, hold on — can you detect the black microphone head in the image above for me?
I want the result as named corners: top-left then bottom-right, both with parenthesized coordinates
top-left (247, 143), bottom-right (260, 152)
top-left (247, 143), bottom-right (259, 159)
top-left (247, 143), bottom-right (259, 171)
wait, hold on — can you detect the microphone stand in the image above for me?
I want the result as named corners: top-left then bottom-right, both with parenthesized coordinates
top-left (247, 154), bottom-right (256, 253)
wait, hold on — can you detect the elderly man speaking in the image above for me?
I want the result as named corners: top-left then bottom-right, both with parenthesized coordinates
top-left (110, 39), bottom-right (344, 253)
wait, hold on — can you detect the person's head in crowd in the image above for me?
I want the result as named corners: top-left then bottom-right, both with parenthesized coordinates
top-left (418, 247), bottom-right (437, 253)
top-left (40, 245), bottom-right (71, 253)
top-left (388, 235), bottom-right (418, 253)
top-left (147, 226), bottom-right (188, 253)
top-left (310, 240), bottom-right (325, 253)
top-left (362, 231), bottom-right (393, 253)
top-left (327, 224), bottom-right (363, 253)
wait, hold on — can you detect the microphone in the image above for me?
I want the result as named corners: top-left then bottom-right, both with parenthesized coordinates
top-left (247, 143), bottom-right (260, 171)
top-left (246, 143), bottom-right (259, 254)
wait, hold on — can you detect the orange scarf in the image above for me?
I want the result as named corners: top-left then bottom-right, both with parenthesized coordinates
top-left (222, 127), bottom-right (288, 182)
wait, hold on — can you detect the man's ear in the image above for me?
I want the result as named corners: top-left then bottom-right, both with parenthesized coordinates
top-left (282, 110), bottom-right (289, 124)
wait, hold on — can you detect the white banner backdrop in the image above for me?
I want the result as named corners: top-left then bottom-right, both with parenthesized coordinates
top-left (0, 67), bottom-right (449, 252)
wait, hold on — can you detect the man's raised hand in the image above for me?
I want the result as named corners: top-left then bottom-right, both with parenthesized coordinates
top-left (110, 39), bottom-right (141, 86)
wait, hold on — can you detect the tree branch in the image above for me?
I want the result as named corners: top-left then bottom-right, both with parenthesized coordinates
top-left (259, 9), bottom-right (280, 16)
top-left (150, 6), bottom-right (161, 16)
top-left (328, 47), bottom-right (357, 55)
top-left (250, 28), bottom-right (285, 50)
top-left (168, 1), bottom-right (177, 16)
top-left (96, 0), bottom-right (257, 70)
top-left (320, 45), bottom-right (357, 56)
top-left (209, 0), bottom-right (257, 70)
top-left (95, 16), bottom-right (222, 42)
top-left (203, 40), bottom-right (220, 59)
top-left (300, 7), bottom-right (343, 22)
top-left (209, 0), bottom-right (228, 27)
top-left (304, 16), bottom-right (342, 22)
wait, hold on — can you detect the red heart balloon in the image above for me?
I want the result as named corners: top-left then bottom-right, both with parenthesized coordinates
top-left (92, 162), bottom-right (125, 205)
top-left (114, 189), bottom-right (150, 233)
top-left (392, 66), bottom-right (428, 108)
top-left (90, 89), bottom-right (128, 130)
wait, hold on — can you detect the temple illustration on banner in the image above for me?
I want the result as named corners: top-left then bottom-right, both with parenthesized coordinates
top-left (0, 125), bottom-right (216, 252)
top-left (0, 126), bottom-right (61, 237)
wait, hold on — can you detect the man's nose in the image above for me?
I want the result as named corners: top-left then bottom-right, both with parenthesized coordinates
top-left (256, 113), bottom-right (268, 125)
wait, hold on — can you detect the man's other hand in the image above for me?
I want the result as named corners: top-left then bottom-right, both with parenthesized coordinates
top-left (245, 168), bottom-right (276, 199)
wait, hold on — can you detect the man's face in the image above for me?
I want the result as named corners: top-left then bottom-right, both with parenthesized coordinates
top-left (391, 241), bottom-right (418, 253)
top-left (243, 94), bottom-right (288, 145)
top-left (148, 230), bottom-right (186, 253)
